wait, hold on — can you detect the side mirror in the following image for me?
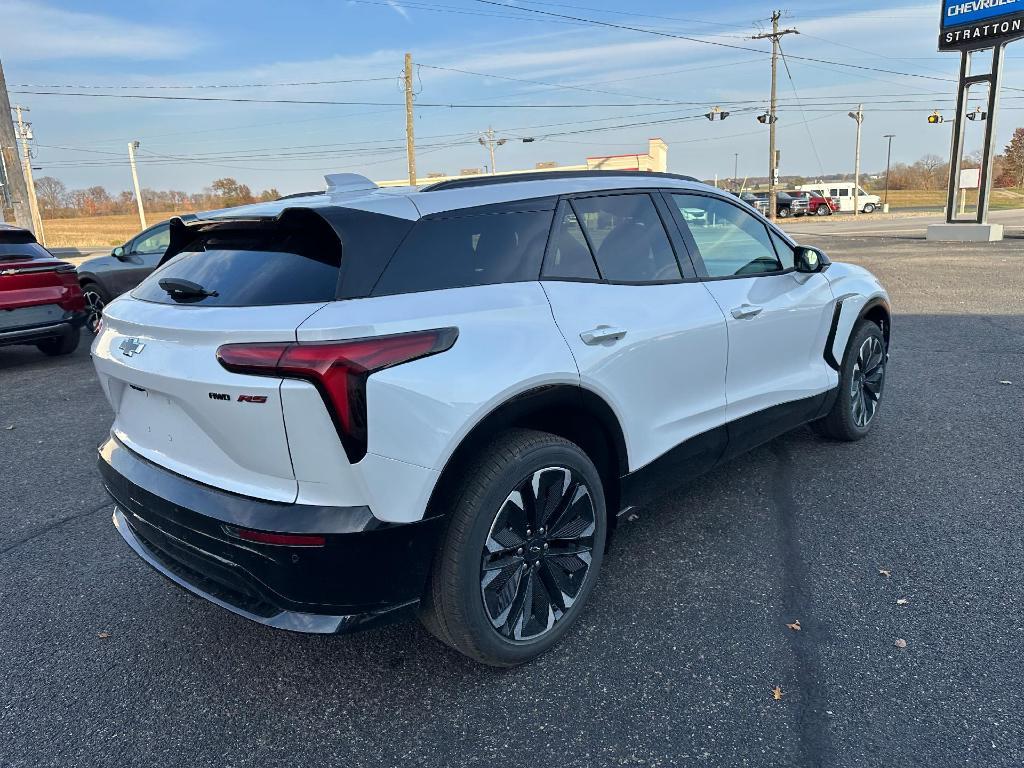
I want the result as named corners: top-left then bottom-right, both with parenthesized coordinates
top-left (111, 246), bottom-right (127, 260)
top-left (794, 246), bottom-right (829, 273)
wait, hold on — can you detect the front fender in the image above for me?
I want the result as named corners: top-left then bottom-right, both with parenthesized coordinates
top-left (824, 263), bottom-right (890, 369)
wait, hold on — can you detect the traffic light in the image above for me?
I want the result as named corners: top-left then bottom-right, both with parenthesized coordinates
top-left (705, 106), bottom-right (730, 121)
top-left (756, 113), bottom-right (777, 124)
top-left (966, 107), bottom-right (987, 121)
top-left (927, 111), bottom-right (945, 124)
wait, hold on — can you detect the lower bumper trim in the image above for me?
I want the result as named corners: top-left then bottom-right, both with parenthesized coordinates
top-left (113, 507), bottom-right (417, 634)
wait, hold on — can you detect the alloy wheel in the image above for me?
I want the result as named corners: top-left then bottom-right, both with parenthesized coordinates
top-left (850, 335), bottom-right (885, 427)
top-left (480, 466), bottom-right (596, 641)
top-left (83, 288), bottom-right (105, 334)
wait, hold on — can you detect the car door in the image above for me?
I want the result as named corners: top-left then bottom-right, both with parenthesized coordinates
top-left (664, 191), bottom-right (835, 437)
top-left (541, 191), bottom-right (729, 478)
top-left (112, 223), bottom-right (169, 296)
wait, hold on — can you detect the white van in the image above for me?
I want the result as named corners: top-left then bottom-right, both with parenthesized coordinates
top-left (798, 183), bottom-right (880, 214)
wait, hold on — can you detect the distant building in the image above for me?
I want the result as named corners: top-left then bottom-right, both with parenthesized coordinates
top-left (376, 137), bottom-right (668, 187)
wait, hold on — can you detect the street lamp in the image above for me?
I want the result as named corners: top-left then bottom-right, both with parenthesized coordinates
top-left (883, 134), bottom-right (895, 211)
top-left (848, 105), bottom-right (864, 217)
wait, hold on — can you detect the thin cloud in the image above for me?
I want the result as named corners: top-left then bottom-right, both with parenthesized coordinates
top-left (386, 1), bottom-right (411, 22)
top-left (0, 0), bottom-right (203, 61)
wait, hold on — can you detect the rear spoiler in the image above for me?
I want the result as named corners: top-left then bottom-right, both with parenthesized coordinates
top-left (159, 208), bottom-right (338, 267)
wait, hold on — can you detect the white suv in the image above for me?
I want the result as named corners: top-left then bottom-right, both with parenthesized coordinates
top-left (93, 170), bottom-right (890, 666)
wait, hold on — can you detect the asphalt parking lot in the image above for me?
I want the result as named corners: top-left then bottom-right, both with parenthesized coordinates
top-left (2, 229), bottom-right (1023, 767)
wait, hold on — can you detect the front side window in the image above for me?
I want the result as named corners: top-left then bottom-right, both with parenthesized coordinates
top-left (132, 225), bottom-right (171, 255)
top-left (670, 194), bottom-right (783, 278)
top-left (570, 194), bottom-right (681, 282)
top-left (372, 209), bottom-right (553, 296)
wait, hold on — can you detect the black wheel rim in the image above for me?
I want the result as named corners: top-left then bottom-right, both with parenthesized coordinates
top-left (851, 335), bottom-right (885, 427)
top-left (83, 289), bottom-right (105, 334)
top-left (480, 466), bottom-right (596, 641)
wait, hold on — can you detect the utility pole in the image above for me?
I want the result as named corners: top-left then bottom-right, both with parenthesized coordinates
top-left (849, 105), bottom-right (864, 218)
top-left (479, 127), bottom-right (507, 175)
top-left (752, 11), bottom-right (798, 222)
top-left (14, 106), bottom-right (43, 242)
top-left (883, 133), bottom-right (895, 211)
top-left (733, 153), bottom-right (739, 190)
top-left (0, 60), bottom-right (33, 230)
top-left (127, 141), bottom-right (147, 229)
top-left (404, 52), bottom-right (416, 186)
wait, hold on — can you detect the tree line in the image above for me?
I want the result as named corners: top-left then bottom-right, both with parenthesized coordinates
top-left (34, 176), bottom-right (281, 219)
top-left (873, 127), bottom-right (1024, 191)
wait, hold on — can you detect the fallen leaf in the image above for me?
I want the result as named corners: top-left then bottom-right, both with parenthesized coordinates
top-left (4, 425), bottom-right (13, 430)
top-left (878, 569), bottom-right (891, 578)
top-left (626, 513), bottom-right (639, 522)
top-left (97, 631), bottom-right (111, 639)
top-left (896, 598), bottom-right (908, 606)
top-left (894, 638), bottom-right (907, 649)
top-left (772, 686), bottom-right (783, 701)
top-left (786, 620), bottom-right (801, 631)
top-left (998, 380), bottom-right (1012, 385)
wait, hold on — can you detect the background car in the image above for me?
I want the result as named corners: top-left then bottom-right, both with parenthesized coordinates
top-left (77, 218), bottom-right (190, 333)
top-left (0, 223), bottom-right (86, 356)
top-left (734, 191), bottom-right (807, 218)
top-left (785, 189), bottom-right (838, 216)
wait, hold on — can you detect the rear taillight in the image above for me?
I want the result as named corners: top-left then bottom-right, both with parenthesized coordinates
top-left (216, 328), bottom-right (458, 463)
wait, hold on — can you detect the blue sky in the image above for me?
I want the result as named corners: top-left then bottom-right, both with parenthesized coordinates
top-left (3, 0), bottom-right (1023, 195)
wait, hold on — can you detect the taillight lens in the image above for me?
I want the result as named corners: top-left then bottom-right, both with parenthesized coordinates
top-left (216, 328), bottom-right (458, 463)
top-left (226, 526), bottom-right (326, 547)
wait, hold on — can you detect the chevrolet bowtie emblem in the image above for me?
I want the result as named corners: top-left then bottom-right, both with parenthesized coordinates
top-left (119, 338), bottom-right (146, 357)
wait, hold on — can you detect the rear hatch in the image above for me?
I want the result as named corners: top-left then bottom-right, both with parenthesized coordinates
top-left (0, 231), bottom-right (82, 329)
top-left (92, 212), bottom-right (344, 502)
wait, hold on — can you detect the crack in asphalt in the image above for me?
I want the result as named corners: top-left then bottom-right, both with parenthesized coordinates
top-left (0, 500), bottom-right (112, 558)
top-left (770, 440), bottom-right (833, 768)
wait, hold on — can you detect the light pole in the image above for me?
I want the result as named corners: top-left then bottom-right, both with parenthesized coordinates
top-left (733, 153), bottom-right (739, 190)
top-left (128, 140), bottom-right (146, 229)
top-left (848, 105), bottom-right (864, 217)
top-left (883, 134), bottom-right (895, 211)
top-left (479, 127), bottom-right (507, 175)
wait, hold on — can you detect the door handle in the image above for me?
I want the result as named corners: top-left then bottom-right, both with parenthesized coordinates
top-left (580, 325), bottom-right (627, 345)
top-left (730, 304), bottom-right (764, 320)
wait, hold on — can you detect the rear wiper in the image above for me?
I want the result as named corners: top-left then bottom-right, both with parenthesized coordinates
top-left (158, 277), bottom-right (219, 300)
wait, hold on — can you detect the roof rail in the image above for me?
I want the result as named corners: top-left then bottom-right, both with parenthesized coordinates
top-left (421, 169), bottom-right (700, 192)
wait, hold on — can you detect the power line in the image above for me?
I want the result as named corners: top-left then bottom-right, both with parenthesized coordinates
top-left (8, 89), bottom-right (737, 109)
top-left (468, 0), bottom-right (1024, 93)
top-left (11, 76), bottom-right (398, 90)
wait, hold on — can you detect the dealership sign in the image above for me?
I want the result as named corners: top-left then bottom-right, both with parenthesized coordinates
top-left (940, 0), bottom-right (1024, 49)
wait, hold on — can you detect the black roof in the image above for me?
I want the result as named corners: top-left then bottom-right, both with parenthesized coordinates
top-left (421, 169), bottom-right (700, 192)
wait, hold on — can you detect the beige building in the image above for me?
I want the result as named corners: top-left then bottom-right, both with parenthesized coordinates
top-left (377, 137), bottom-right (668, 187)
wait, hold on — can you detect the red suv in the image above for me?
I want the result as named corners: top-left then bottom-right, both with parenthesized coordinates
top-left (1, 224), bottom-right (86, 356)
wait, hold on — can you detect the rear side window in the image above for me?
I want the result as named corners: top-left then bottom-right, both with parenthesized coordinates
top-left (133, 223), bottom-right (341, 307)
top-left (372, 209), bottom-right (553, 296)
top-left (570, 194), bottom-right (681, 283)
top-left (542, 206), bottom-right (599, 280)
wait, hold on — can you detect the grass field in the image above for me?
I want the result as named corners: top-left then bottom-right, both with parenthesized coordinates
top-left (40, 210), bottom-right (194, 248)
top-left (881, 188), bottom-right (1024, 210)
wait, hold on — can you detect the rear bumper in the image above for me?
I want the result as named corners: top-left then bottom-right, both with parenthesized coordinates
top-left (99, 436), bottom-right (444, 634)
top-left (0, 310), bottom-right (85, 347)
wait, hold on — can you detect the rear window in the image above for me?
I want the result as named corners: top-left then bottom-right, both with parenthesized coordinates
top-left (133, 226), bottom-right (341, 307)
top-left (0, 232), bottom-right (50, 261)
top-left (371, 208), bottom-right (554, 296)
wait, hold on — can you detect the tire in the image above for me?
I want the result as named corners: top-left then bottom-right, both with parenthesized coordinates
top-left (812, 321), bottom-right (886, 441)
top-left (862, 203), bottom-right (876, 214)
top-left (420, 428), bottom-right (608, 667)
top-left (36, 328), bottom-right (80, 356)
top-left (777, 207), bottom-right (791, 218)
top-left (80, 281), bottom-right (109, 335)
top-left (816, 205), bottom-right (831, 217)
